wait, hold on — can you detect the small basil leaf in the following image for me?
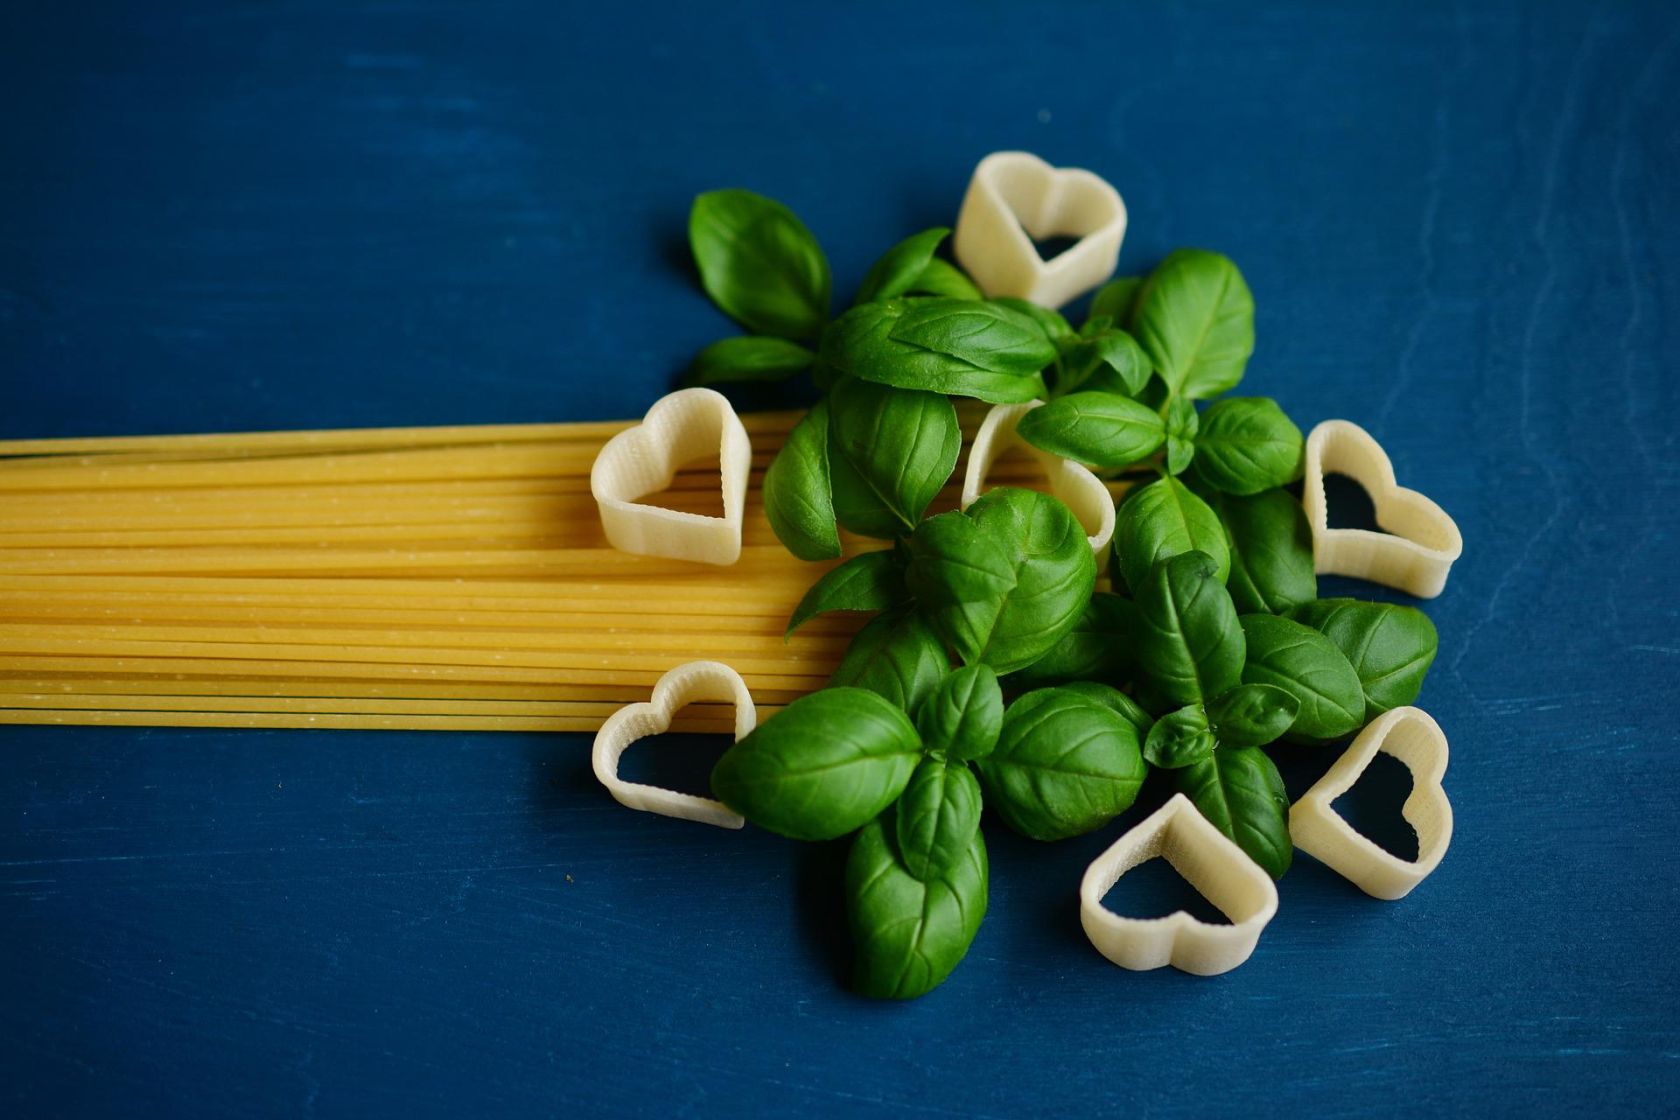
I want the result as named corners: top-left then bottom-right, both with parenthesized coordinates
top-left (831, 609), bottom-right (950, 714)
top-left (1205, 683), bottom-right (1300, 748)
top-left (1175, 746), bottom-right (1292, 878)
top-left (895, 755), bottom-right (984, 880)
top-left (908, 488), bottom-right (1097, 674)
top-left (786, 550), bottom-right (905, 636)
top-left (1165, 396), bottom-right (1199, 475)
top-left (821, 300), bottom-right (1046, 403)
top-left (827, 377), bottom-right (960, 537)
top-left (916, 665), bottom-right (1004, 761)
top-left (1132, 249), bottom-right (1254, 398)
top-left (889, 298), bottom-right (1060, 375)
top-left (1192, 397), bottom-right (1305, 495)
top-left (846, 816), bottom-right (987, 999)
top-left (689, 189), bottom-right (831, 341)
top-left (1081, 314), bottom-right (1115, 336)
top-left (1198, 485), bottom-right (1317, 614)
top-left (1009, 592), bottom-right (1137, 686)
top-left (856, 227), bottom-right (951, 305)
top-left (977, 687), bottom-right (1146, 840)
top-left (1112, 477), bottom-right (1231, 593)
top-left (991, 297), bottom-right (1074, 342)
top-left (906, 257), bottom-right (983, 300)
top-left (1087, 329), bottom-right (1152, 396)
top-left (711, 688), bottom-right (921, 841)
top-left (762, 401), bottom-right (841, 561)
top-left (1056, 681), bottom-right (1155, 737)
top-left (1238, 614), bottom-right (1366, 743)
top-left (1015, 391), bottom-right (1166, 469)
top-left (1143, 703), bottom-right (1216, 769)
top-left (1288, 599), bottom-right (1439, 720)
top-left (1135, 550), bottom-right (1245, 706)
top-left (1088, 276), bottom-right (1144, 330)
top-left (685, 335), bottom-right (815, 387)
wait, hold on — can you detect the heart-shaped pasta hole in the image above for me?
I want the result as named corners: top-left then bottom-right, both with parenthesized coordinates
top-left (1329, 750), bottom-right (1420, 861)
top-left (1099, 854), bottom-right (1232, 925)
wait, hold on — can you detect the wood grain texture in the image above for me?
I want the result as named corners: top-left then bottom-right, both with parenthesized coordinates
top-left (2, 1), bottom-right (1678, 1117)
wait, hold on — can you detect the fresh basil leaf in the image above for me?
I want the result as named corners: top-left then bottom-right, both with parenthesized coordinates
top-left (1143, 703), bottom-right (1216, 769)
top-left (762, 401), bottom-right (840, 561)
top-left (1088, 276), bottom-right (1144, 330)
top-left (1288, 599), bottom-right (1438, 720)
top-left (1081, 314), bottom-right (1114, 336)
top-left (1131, 249), bottom-right (1254, 398)
top-left (991, 297), bottom-right (1074, 342)
top-left (916, 665), bottom-right (1004, 761)
top-left (1057, 681), bottom-right (1155, 737)
top-left (827, 377), bottom-right (960, 537)
top-left (1205, 683), bottom-right (1299, 748)
top-left (786, 549), bottom-right (904, 636)
top-left (1015, 391), bottom-right (1166, 469)
top-left (821, 300), bottom-right (1046, 403)
top-left (1135, 550), bottom-right (1245, 706)
top-left (689, 189), bottom-right (831, 341)
top-left (831, 609), bottom-right (950, 714)
top-left (856, 227), bottom-right (951, 305)
top-left (1192, 397), bottom-right (1304, 495)
top-left (1085, 330), bottom-right (1152, 396)
top-left (1008, 592), bottom-right (1137, 686)
top-left (1198, 485), bottom-right (1317, 614)
top-left (1112, 477), bottom-right (1231, 592)
top-left (889, 298), bottom-right (1059, 375)
top-left (685, 335), bottom-right (815, 387)
top-left (1165, 396), bottom-right (1199, 475)
top-left (711, 687), bottom-right (920, 841)
top-left (846, 816), bottom-right (987, 999)
top-left (895, 755), bottom-right (984, 881)
top-left (907, 488), bottom-right (1096, 674)
top-left (906, 257), bottom-right (982, 300)
top-left (976, 687), bottom-right (1146, 840)
top-left (1238, 613), bottom-right (1365, 743)
top-left (1175, 746), bottom-right (1292, 878)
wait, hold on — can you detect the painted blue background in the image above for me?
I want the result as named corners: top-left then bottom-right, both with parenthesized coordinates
top-left (3, 1), bottom-right (1678, 1115)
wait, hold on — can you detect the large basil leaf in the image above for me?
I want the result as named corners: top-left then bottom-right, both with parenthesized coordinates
top-left (1192, 397), bottom-right (1304, 495)
top-left (827, 377), bottom-right (959, 537)
top-left (1288, 599), bottom-right (1438, 720)
top-left (856, 227), bottom-right (951, 305)
top-left (1175, 746), bottom-right (1292, 879)
top-left (711, 688), bottom-right (920, 841)
top-left (1135, 550), bottom-right (1245, 706)
top-left (1238, 613), bottom-right (1365, 743)
top-left (906, 257), bottom-right (982, 300)
top-left (907, 488), bottom-right (1096, 674)
top-left (786, 549), bottom-right (904, 636)
top-left (846, 816), bottom-right (987, 999)
top-left (916, 665), bottom-right (1004, 761)
top-left (1112, 477), bottom-right (1230, 592)
top-left (1205, 683), bottom-right (1299, 748)
top-left (976, 687), bottom-right (1146, 840)
top-left (1009, 592), bottom-right (1137, 686)
top-left (1057, 681), bottom-right (1155, 737)
top-left (689, 189), bottom-right (831, 341)
top-left (1143, 703), bottom-right (1216, 769)
top-left (1015, 392), bottom-right (1166, 469)
top-left (1088, 276), bottom-right (1144, 329)
top-left (895, 755), bottom-right (984, 880)
top-left (831, 609), bottom-right (949, 714)
top-left (762, 401), bottom-right (841, 561)
top-left (889, 298), bottom-right (1059, 375)
top-left (1200, 485), bottom-right (1317, 615)
top-left (686, 335), bottom-right (815, 387)
top-left (1131, 249), bottom-right (1254, 399)
top-left (821, 300), bottom-right (1047, 403)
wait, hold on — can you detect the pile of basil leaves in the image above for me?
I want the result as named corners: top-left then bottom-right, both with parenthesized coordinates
top-left (682, 189), bottom-right (1439, 999)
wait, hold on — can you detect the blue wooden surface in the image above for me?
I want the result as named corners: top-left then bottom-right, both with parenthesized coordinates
top-left (3, 1), bottom-right (1678, 1115)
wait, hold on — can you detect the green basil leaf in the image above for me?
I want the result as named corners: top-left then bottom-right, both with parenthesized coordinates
top-left (1084, 329), bottom-right (1152, 396)
top-left (846, 816), bottom-right (987, 999)
top-left (1192, 397), bottom-right (1304, 495)
top-left (906, 257), bottom-right (982, 300)
top-left (1205, 683), bottom-right (1300, 748)
top-left (976, 687), bottom-right (1146, 840)
top-left (991, 297), bottom-right (1074, 342)
top-left (786, 549), bottom-right (904, 636)
top-left (827, 377), bottom-right (960, 537)
top-left (711, 687), bottom-right (920, 841)
top-left (821, 300), bottom-right (1046, 403)
top-left (1143, 703), bottom-right (1216, 769)
top-left (1238, 614), bottom-right (1365, 743)
top-left (907, 488), bottom-right (1096, 674)
top-left (689, 189), bottom-right (831, 341)
top-left (1112, 477), bottom-right (1231, 593)
top-left (1175, 746), bottom-right (1292, 878)
top-left (889, 298), bottom-right (1060, 375)
top-left (1288, 599), bottom-right (1438, 720)
top-left (1081, 314), bottom-right (1115, 336)
top-left (685, 335), bottom-right (814, 387)
top-left (1135, 550), bottom-right (1245, 706)
top-left (1088, 276), bottom-right (1144, 330)
top-left (1056, 681), bottom-right (1155, 737)
top-left (1199, 485), bottom-right (1317, 614)
top-left (1008, 592), bottom-right (1137, 686)
top-left (915, 665), bottom-right (1004, 761)
top-left (1015, 392), bottom-right (1166, 469)
top-left (831, 610), bottom-right (950, 714)
top-left (856, 227), bottom-right (951, 305)
top-left (1132, 249), bottom-right (1254, 398)
top-left (895, 755), bottom-right (984, 880)
top-left (762, 401), bottom-right (841, 561)
top-left (1165, 396), bottom-right (1199, 475)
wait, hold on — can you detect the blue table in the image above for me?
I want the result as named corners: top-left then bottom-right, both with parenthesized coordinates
top-left (4, 2), bottom-right (1677, 1115)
